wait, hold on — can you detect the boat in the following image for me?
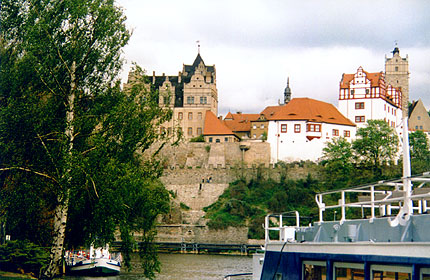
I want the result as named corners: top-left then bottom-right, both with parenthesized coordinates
top-left (64, 244), bottom-right (121, 276)
top-left (251, 119), bottom-right (430, 280)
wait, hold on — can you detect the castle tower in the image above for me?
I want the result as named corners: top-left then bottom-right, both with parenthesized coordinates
top-left (385, 46), bottom-right (409, 117)
top-left (284, 77), bottom-right (292, 104)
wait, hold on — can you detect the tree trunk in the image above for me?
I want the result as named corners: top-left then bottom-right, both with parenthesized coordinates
top-left (42, 61), bottom-right (76, 279)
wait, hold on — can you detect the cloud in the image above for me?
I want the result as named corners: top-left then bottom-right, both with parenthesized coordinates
top-left (117, 0), bottom-right (430, 114)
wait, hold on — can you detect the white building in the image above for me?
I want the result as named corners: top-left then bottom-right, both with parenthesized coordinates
top-left (338, 67), bottom-right (402, 133)
top-left (266, 98), bottom-right (356, 163)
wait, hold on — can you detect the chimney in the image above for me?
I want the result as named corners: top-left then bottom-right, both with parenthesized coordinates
top-left (178, 71), bottom-right (182, 83)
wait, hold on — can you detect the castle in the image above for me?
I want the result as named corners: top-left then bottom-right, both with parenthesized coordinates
top-left (125, 46), bottom-right (424, 164)
top-left (126, 52), bottom-right (218, 140)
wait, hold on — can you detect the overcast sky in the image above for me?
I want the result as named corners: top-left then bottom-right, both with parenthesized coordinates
top-left (116, 0), bottom-right (430, 117)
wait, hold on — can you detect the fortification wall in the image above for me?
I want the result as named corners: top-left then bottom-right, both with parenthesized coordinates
top-left (149, 141), bottom-right (320, 244)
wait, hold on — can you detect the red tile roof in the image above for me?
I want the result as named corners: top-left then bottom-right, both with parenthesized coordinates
top-left (223, 113), bottom-right (260, 132)
top-left (203, 111), bottom-right (236, 136)
top-left (260, 105), bottom-right (284, 118)
top-left (269, 98), bottom-right (355, 126)
top-left (340, 67), bottom-right (384, 89)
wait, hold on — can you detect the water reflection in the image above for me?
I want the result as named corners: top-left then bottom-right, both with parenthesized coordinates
top-left (61, 253), bottom-right (253, 280)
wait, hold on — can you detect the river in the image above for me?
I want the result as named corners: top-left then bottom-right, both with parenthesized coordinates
top-left (61, 253), bottom-right (253, 280)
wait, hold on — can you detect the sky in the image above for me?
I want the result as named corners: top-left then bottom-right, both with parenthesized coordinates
top-left (116, 0), bottom-right (430, 117)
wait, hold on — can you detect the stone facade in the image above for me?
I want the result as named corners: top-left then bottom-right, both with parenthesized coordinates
top-left (385, 47), bottom-right (409, 117)
top-left (409, 99), bottom-right (430, 133)
top-left (125, 53), bottom-right (218, 140)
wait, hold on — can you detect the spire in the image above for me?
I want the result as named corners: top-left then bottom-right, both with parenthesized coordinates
top-left (196, 40), bottom-right (200, 54)
top-left (284, 77), bottom-right (292, 104)
top-left (392, 40), bottom-right (399, 55)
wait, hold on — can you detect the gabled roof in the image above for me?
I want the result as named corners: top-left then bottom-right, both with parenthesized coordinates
top-left (203, 111), bottom-right (235, 136)
top-left (409, 100), bottom-right (419, 117)
top-left (183, 53), bottom-right (215, 77)
top-left (340, 67), bottom-right (384, 89)
top-left (223, 113), bottom-right (260, 132)
top-left (269, 98), bottom-right (356, 126)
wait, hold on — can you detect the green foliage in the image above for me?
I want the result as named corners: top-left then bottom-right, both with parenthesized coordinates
top-left (180, 202), bottom-right (190, 210)
top-left (0, 240), bottom-right (49, 277)
top-left (321, 137), bottom-right (354, 189)
top-left (409, 130), bottom-right (430, 174)
top-left (261, 131), bottom-right (267, 141)
top-left (205, 145), bottom-right (211, 152)
top-left (189, 134), bottom-right (205, 142)
top-left (353, 120), bottom-right (399, 172)
top-left (0, 0), bottom-right (173, 277)
top-left (204, 175), bottom-right (320, 239)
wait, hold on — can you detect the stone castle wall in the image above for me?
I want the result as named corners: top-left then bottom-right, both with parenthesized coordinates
top-left (149, 141), bottom-right (319, 244)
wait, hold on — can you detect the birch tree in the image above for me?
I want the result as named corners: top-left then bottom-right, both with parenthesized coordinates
top-left (1, 1), bottom-right (172, 278)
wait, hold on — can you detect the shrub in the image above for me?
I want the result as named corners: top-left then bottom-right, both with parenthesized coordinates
top-left (0, 240), bottom-right (49, 277)
top-left (189, 135), bottom-right (205, 142)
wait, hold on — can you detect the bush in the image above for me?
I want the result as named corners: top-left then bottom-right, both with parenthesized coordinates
top-left (0, 240), bottom-right (49, 277)
top-left (190, 135), bottom-right (205, 142)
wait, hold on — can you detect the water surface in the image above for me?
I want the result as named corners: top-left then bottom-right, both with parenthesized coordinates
top-left (62, 253), bottom-right (253, 280)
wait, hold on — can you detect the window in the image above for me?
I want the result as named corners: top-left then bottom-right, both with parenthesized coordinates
top-left (334, 263), bottom-right (364, 280)
top-left (253, 134), bottom-right (256, 138)
top-left (420, 125), bottom-right (423, 130)
top-left (253, 124), bottom-right (257, 129)
top-left (178, 112), bottom-right (183, 120)
top-left (351, 89), bottom-right (355, 95)
top-left (215, 139), bottom-right (220, 143)
top-left (261, 124), bottom-right (265, 129)
top-left (198, 112), bottom-right (202, 120)
top-left (355, 102), bottom-right (364, 109)
top-left (344, 130), bottom-right (350, 137)
top-left (197, 127), bottom-right (202, 135)
top-left (294, 124), bottom-right (301, 133)
top-left (209, 137), bottom-right (213, 142)
top-left (200, 96), bottom-right (207, 104)
top-left (303, 261), bottom-right (326, 280)
top-left (371, 265), bottom-right (411, 280)
top-left (187, 127), bottom-right (192, 135)
top-left (332, 129), bottom-right (339, 136)
top-left (188, 112), bottom-right (193, 120)
top-left (365, 89), bottom-right (370, 94)
top-left (355, 116), bottom-right (365, 123)
top-left (307, 124), bottom-right (321, 132)
top-left (163, 96), bottom-right (170, 104)
top-left (224, 137), bottom-right (228, 142)
top-left (395, 66), bottom-right (399, 71)
top-left (281, 124), bottom-right (287, 133)
top-left (418, 116), bottom-right (421, 120)
top-left (187, 96), bottom-right (194, 104)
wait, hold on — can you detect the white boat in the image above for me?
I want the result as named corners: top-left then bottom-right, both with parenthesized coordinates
top-left (65, 245), bottom-right (121, 276)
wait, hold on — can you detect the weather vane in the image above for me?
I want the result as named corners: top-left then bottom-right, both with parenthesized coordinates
top-left (196, 40), bottom-right (200, 54)
top-left (394, 40), bottom-right (398, 47)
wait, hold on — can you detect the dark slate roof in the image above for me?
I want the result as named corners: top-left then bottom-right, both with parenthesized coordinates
top-left (183, 53), bottom-right (215, 78)
top-left (150, 75), bottom-right (184, 107)
top-left (409, 100), bottom-right (418, 118)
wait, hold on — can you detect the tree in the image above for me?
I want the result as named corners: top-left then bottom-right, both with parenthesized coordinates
top-left (409, 130), bottom-right (430, 173)
top-left (320, 137), bottom-right (354, 189)
top-left (1, 1), bottom-right (173, 278)
top-left (353, 120), bottom-right (399, 174)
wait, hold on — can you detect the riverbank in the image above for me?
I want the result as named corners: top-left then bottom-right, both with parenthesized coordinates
top-left (0, 271), bottom-right (37, 279)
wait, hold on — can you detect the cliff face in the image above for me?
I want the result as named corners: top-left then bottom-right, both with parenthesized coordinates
top-left (151, 142), bottom-right (318, 244)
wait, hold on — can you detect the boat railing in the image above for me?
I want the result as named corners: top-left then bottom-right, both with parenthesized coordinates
top-left (315, 172), bottom-right (430, 224)
top-left (264, 211), bottom-right (303, 243)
